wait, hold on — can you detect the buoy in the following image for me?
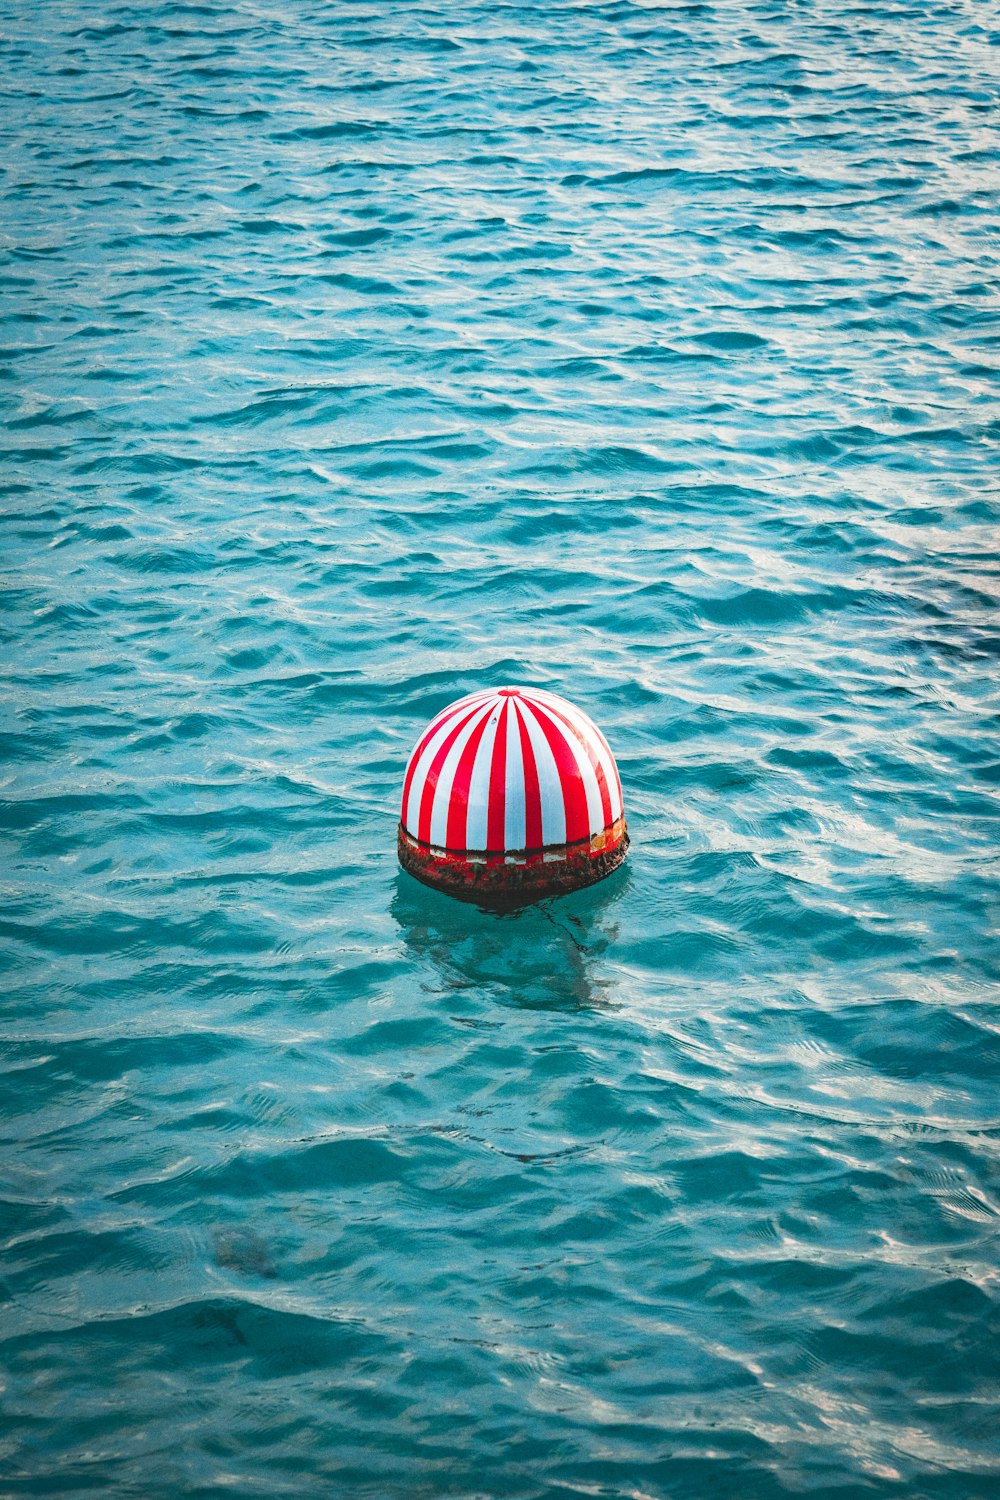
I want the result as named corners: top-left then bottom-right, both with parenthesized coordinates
top-left (397, 686), bottom-right (628, 907)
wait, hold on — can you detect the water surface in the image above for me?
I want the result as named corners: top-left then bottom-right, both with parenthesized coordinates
top-left (2, 2), bottom-right (999, 1496)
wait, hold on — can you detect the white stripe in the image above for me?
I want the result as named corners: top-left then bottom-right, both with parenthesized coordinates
top-left (428, 700), bottom-right (495, 848)
top-left (528, 699), bottom-right (604, 838)
top-left (514, 700), bottom-right (566, 847)
top-left (533, 688), bottom-right (622, 821)
top-left (529, 689), bottom-right (623, 823)
top-left (464, 698), bottom-right (504, 851)
top-left (503, 698), bottom-right (526, 851)
top-left (403, 698), bottom-right (487, 835)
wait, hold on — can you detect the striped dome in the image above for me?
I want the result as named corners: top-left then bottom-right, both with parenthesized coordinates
top-left (400, 686), bottom-right (624, 855)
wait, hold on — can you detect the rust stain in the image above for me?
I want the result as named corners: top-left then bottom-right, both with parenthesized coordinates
top-left (397, 820), bottom-right (629, 909)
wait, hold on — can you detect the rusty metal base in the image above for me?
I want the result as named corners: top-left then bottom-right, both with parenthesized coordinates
top-left (397, 821), bottom-right (629, 910)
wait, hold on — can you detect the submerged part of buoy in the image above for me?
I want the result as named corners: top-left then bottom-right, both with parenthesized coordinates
top-left (397, 686), bottom-right (628, 907)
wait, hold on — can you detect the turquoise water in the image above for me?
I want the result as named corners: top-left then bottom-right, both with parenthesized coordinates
top-left (2, 1), bottom-right (999, 1494)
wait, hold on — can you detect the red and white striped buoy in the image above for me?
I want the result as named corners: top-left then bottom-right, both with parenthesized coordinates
top-left (397, 686), bottom-right (628, 906)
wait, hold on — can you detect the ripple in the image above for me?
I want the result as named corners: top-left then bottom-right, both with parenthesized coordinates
top-left (1, 0), bottom-right (998, 1495)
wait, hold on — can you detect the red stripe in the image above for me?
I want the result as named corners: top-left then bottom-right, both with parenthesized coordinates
top-left (526, 702), bottom-right (591, 844)
top-left (588, 719), bottom-right (622, 814)
top-left (416, 703), bottom-right (486, 845)
top-left (486, 699), bottom-right (509, 852)
top-left (513, 701), bottom-right (543, 852)
top-left (445, 703), bottom-right (493, 852)
top-left (400, 701), bottom-right (467, 823)
top-left (532, 697), bottom-right (613, 831)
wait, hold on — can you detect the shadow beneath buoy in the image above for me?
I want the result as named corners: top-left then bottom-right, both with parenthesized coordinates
top-left (391, 860), bottom-right (630, 1012)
